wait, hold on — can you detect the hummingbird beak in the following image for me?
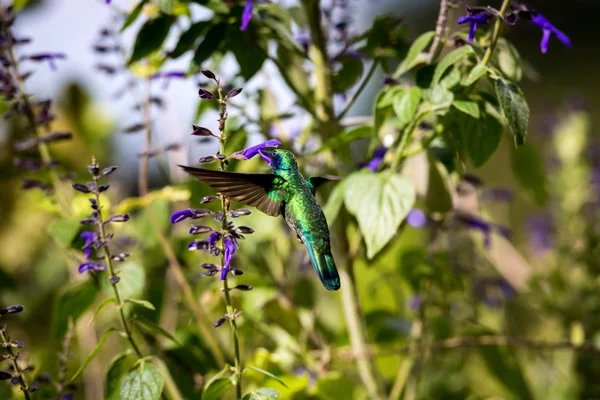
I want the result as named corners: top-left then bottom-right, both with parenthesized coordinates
top-left (258, 149), bottom-right (275, 166)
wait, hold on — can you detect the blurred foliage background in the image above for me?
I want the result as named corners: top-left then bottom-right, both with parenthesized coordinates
top-left (0, 0), bottom-right (598, 399)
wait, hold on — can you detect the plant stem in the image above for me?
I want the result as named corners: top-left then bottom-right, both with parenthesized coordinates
top-left (92, 174), bottom-right (143, 359)
top-left (217, 83), bottom-right (243, 399)
top-left (137, 80), bottom-right (226, 366)
top-left (0, 329), bottom-right (32, 399)
top-left (481, 0), bottom-right (512, 66)
top-left (427, 0), bottom-right (450, 64)
top-left (337, 59), bottom-right (379, 120)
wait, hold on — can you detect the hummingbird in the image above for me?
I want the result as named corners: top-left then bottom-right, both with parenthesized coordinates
top-left (180, 149), bottom-right (341, 291)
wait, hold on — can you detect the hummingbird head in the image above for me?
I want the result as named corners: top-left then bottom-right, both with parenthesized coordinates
top-left (258, 148), bottom-right (297, 172)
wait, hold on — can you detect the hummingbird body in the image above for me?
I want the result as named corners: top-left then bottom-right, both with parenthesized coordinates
top-left (180, 149), bottom-right (341, 291)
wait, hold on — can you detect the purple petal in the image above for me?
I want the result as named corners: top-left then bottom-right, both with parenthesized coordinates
top-left (468, 21), bottom-right (478, 43)
top-left (208, 231), bottom-right (222, 247)
top-left (406, 209), bottom-right (427, 228)
top-left (78, 262), bottom-right (105, 273)
top-left (552, 28), bottom-right (572, 49)
top-left (240, 0), bottom-right (253, 31)
top-left (221, 237), bottom-right (237, 280)
top-left (150, 71), bottom-right (186, 80)
top-left (230, 139), bottom-right (282, 160)
top-left (540, 29), bottom-right (551, 54)
top-left (170, 209), bottom-right (194, 223)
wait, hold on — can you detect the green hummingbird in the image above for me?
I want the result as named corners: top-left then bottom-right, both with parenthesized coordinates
top-left (180, 149), bottom-right (341, 291)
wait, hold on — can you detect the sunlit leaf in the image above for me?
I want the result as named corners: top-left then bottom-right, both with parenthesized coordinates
top-left (496, 78), bottom-right (529, 146)
top-left (120, 361), bottom-right (164, 400)
top-left (394, 31), bottom-right (435, 77)
top-left (431, 45), bottom-right (473, 87)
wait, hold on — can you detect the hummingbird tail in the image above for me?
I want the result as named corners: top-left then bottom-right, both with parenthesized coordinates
top-left (306, 244), bottom-right (341, 291)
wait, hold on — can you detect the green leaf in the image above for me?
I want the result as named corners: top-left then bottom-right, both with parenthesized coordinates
top-left (104, 262), bottom-right (146, 301)
top-left (242, 388), bottom-right (280, 400)
top-left (246, 366), bottom-right (288, 388)
top-left (129, 14), bottom-right (174, 64)
top-left (54, 280), bottom-right (98, 339)
top-left (462, 63), bottom-right (488, 86)
top-left (120, 361), bottom-right (164, 400)
top-left (47, 218), bottom-right (80, 248)
top-left (125, 299), bottom-right (156, 311)
top-left (105, 352), bottom-right (136, 400)
top-left (133, 318), bottom-right (182, 346)
top-left (478, 346), bottom-right (533, 400)
top-left (229, 27), bottom-right (267, 80)
top-left (511, 143), bottom-right (548, 206)
top-left (89, 297), bottom-right (117, 326)
top-left (431, 45), bottom-right (473, 87)
top-left (427, 85), bottom-right (454, 108)
top-left (121, 0), bottom-right (148, 32)
top-left (276, 45), bottom-right (311, 102)
top-left (393, 31), bottom-right (435, 77)
top-left (333, 56), bottom-right (364, 92)
top-left (393, 87), bottom-right (421, 126)
top-left (70, 327), bottom-right (117, 382)
top-left (315, 373), bottom-right (355, 400)
top-left (193, 22), bottom-right (227, 65)
top-left (311, 125), bottom-right (371, 155)
top-left (170, 20), bottom-right (210, 59)
top-left (452, 100), bottom-right (480, 119)
top-left (466, 113), bottom-right (503, 167)
top-left (154, 0), bottom-right (175, 13)
top-left (203, 368), bottom-right (232, 400)
top-left (323, 178), bottom-right (347, 226)
top-left (495, 78), bottom-right (529, 146)
top-left (344, 171), bottom-right (416, 259)
top-left (496, 38), bottom-right (522, 82)
top-left (425, 153), bottom-right (452, 212)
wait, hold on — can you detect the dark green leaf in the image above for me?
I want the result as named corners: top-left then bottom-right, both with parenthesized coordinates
top-left (105, 352), bottom-right (136, 400)
top-left (345, 171), bottom-right (416, 259)
top-left (431, 45), bottom-right (473, 87)
top-left (120, 361), bottom-right (164, 400)
top-left (242, 388), bottom-right (280, 400)
top-left (333, 56), bottom-right (364, 92)
top-left (193, 22), bottom-right (227, 65)
top-left (70, 328), bottom-right (117, 382)
top-left (121, 0), bottom-right (148, 32)
top-left (170, 20), bottom-right (210, 59)
top-left (315, 373), bottom-right (355, 400)
top-left (511, 143), bottom-right (548, 206)
top-left (426, 152), bottom-right (453, 212)
top-left (479, 346), bottom-right (533, 400)
top-left (129, 14), bottom-right (174, 64)
top-left (229, 27), bottom-right (267, 80)
top-left (246, 366), bottom-right (288, 388)
top-left (466, 113), bottom-right (503, 167)
top-left (496, 78), bottom-right (529, 146)
top-left (46, 218), bottom-right (80, 248)
top-left (203, 367), bottom-right (232, 400)
top-left (54, 280), bottom-right (98, 339)
top-left (394, 31), bottom-right (435, 77)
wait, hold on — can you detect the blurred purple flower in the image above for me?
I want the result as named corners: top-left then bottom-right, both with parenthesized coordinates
top-left (531, 13), bottom-right (571, 54)
top-left (408, 294), bottom-right (421, 310)
top-left (524, 212), bottom-right (554, 254)
top-left (406, 209), bottom-right (427, 228)
top-left (295, 30), bottom-right (311, 53)
top-left (28, 53), bottom-right (66, 70)
top-left (456, 213), bottom-right (510, 248)
top-left (240, 0), bottom-right (253, 31)
top-left (481, 188), bottom-right (514, 203)
top-left (474, 277), bottom-right (516, 308)
top-left (230, 139), bottom-right (281, 161)
top-left (457, 7), bottom-right (491, 43)
top-left (78, 261), bottom-right (106, 274)
top-left (221, 236), bottom-right (237, 280)
top-left (358, 146), bottom-right (387, 172)
top-left (150, 70), bottom-right (186, 89)
top-left (81, 231), bottom-right (95, 259)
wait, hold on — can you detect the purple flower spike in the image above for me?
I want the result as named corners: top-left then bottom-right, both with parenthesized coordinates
top-left (230, 139), bottom-right (282, 161)
top-left (240, 0), bottom-right (253, 31)
top-left (457, 7), bottom-right (491, 43)
top-left (221, 236), bottom-right (237, 280)
top-left (406, 209), bottom-right (427, 228)
top-left (80, 231), bottom-right (95, 259)
top-left (531, 13), bottom-right (571, 54)
top-left (171, 209), bottom-right (194, 223)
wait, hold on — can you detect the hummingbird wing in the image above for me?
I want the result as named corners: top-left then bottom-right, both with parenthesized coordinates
top-left (179, 165), bottom-right (288, 217)
top-left (306, 176), bottom-right (340, 196)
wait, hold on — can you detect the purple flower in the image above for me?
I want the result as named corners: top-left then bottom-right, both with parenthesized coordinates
top-left (531, 13), bottom-right (571, 54)
top-left (81, 231), bottom-right (95, 259)
top-left (406, 209), bottom-right (427, 228)
top-left (524, 212), bottom-right (554, 254)
top-left (474, 277), bottom-right (516, 308)
top-left (221, 236), bottom-right (237, 280)
top-left (240, 0), bottom-right (253, 31)
top-left (28, 53), bottom-right (66, 71)
top-left (78, 261), bottom-right (106, 274)
top-left (150, 70), bottom-right (186, 89)
top-left (457, 7), bottom-right (491, 43)
top-left (208, 231), bottom-right (222, 247)
top-left (230, 139), bottom-right (282, 163)
top-left (171, 209), bottom-right (194, 223)
top-left (358, 146), bottom-right (387, 172)
top-left (456, 213), bottom-right (510, 248)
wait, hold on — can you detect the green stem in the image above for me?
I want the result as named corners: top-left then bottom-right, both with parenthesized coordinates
top-left (480, 0), bottom-right (512, 66)
top-left (93, 173), bottom-right (143, 358)
top-left (0, 329), bottom-right (32, 399)
top-left (217, 84), bottom-right (243, 399)
top-left (337, 59), bottom-right (379, 120)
